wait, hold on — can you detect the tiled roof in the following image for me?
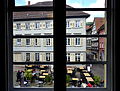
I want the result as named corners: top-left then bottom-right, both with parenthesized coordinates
top-left (13, 1), bottom-right (90, 20)
top-left (28, 1), bottom-right (72, 8)
top-left (94, 18), bottom-right (105, 31)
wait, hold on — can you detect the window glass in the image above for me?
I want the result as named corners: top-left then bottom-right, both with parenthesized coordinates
top-left (66, 64), bottom-right (106, 88)
top-left (13, 11), bottom-right (53, 36)
top-left (66, 11), bottom-right (106, 35)
top-left (13, 1), bottom-right (54, 88)
top-left (13, 65), bottom-right (54, 87)
top-left (66, 0), bottom-right (106, 8)
top-left (13, 38), bottom-right (53, 62)
top-left (66, 37), bottom-right (107, 62)
top-left (15, 0), bottom-right (53, 7)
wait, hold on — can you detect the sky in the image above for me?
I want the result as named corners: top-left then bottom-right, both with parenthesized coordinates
top-left (15, 0), bottom-right (105, 22)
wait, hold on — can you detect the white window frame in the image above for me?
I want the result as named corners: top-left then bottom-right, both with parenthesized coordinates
top-left (26, 38), bottom-right (30, 46)
top-left (35, 22), bottom-right (40, 29)
top-left (75, 53), bottom-right (80, 62)
top-left (66, 53), bottom-right (70, 62)
top-left (35, 53), bottom-right (39, 61)
top-left (16, 38), bottom-right (21, 45)
top-left (66, 20), bottom-right (70, 28)
top-left (25, 22), bottom-right (30, 30)
top-left (46, 53), bottom-right (50, 61)
top-left (46, 38), bottom-right (51, 46)
top-left (75, 20), bottom-right (80, 28)
top-left (26, 53), bottom-right (30, 62)
top-left (66, 38), bottom-right (70, 46)
top-left (45, 21), bottom-right (51, 28)
top-left (75, 38), bottom-right (80, 46)
top-left (16, 23), bottom-right (21, 30)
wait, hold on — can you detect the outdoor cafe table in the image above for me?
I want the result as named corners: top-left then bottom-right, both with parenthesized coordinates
top-left (43, 73), bottom-right (49, 75)
top-left (27, 65), bottom-right (33, 67)
top-left (67, 70), bottom-right (73, 74)
top-left (83, 73), bottom-right (90, 76)
top-left (67, 67), bottom-right (73, 70)
top-left (39, 76), bottom-right (46, 78)
top-left (82, 70), bottom-right (88, 72)
top-left (86, 77), bottom-right (94, 82)
top-left (79, 66), bottom-right (84, 70)
top-left (40, 70), bottom-right (46, 72)
top-left (72, 78), bottom-right (79, 81)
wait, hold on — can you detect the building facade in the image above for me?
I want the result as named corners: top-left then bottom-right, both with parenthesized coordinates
top-left (86, 18), bottom-right (105, 61)
top-left (13, 2), bottom-right (89, 62)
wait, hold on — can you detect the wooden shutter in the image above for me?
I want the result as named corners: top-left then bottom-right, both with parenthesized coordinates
top-left (13, 23), bottom-right (17, 30)
top-left (42, 22), bottom-right (46, 28)
top-left (30, 22), bottom-right (35, 30)
top-left (70, 53), bottom-right (75, 62)
top-left (37, 38), bottom-right (41, 46)
top-left (80, 38), bottom-right (83, 46)
top-left (21, 23), bottom-right (26, 30)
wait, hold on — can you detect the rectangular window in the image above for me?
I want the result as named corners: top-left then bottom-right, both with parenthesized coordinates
top-left (66, 21), bottom-right (70, 28)
top-left (16, 38), bottom-right (21, 45)
top-left (35, 38), bottom-right (37, 45)
top-left (75, 20), bottom-right (80, 28)
top-left (35, 53), bottom-right (39, 61)
top-left (67, 53), bottom-right (70, 62)
top-left (46, 21), bottom-right (50, 28)
top-left (25, 22), bottom-right (30, 30)
top-left (5, 0), bottom-right (114, 90)
top-left (66, 38), bottom-right (70, 45)
top-left (26, 38), bottom-right (30, 46)
top-left (35, 22), bottom-right (40, 29)
top-left (16, 23), bottom-right (21, 30)
top-left (46, 53), bottom-right (50, 61)
top-left (26, 53), bottom-right (30, 62)
top-left (75, 53), bottom-right (80, 62)
top-left (46, 38), bottom-right (51, 46)
top-left (75, 38), bottom-right (80, 45)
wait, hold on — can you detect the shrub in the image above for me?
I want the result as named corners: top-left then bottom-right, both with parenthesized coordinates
top-left (45, 75), bottom-right (52, 83)
top-left (24, 70), bottom-right (33, 80)
top-left (93, 76), bottom-right (101, 85)
top-left (66, 75), bottom-right (71, 83)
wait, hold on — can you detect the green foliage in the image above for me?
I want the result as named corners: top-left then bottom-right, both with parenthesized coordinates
top-left (66, 75), bottom-right (71, 83)
top-left (93, 76), bottom-right (101, 85)
top-left (24, 70), bottom-right (33, 80)
top-left (45, 75), bottom-right (52, 83)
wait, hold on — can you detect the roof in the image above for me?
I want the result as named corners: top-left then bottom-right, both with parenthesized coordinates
top-left (13, 1), bottom-right (90, 20)
top-left (86, 22), bottom-right (93, 31)
top-left (93, 17), bottom-right (105, 31)
top-left (27, 1), bottom-right (72, 8)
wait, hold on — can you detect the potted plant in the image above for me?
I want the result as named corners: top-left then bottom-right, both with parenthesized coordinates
top-left (24, 70), bottom-right (33, 83)
top-left (93, 76), bottom-right (101, 86)
top-left (45, 75), bottom-right (52, 85)
top-left (66, 75), bottom-right (71, 87)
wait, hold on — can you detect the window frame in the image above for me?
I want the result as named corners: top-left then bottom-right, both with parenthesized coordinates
top-left (0, 0), bottom-right (115, 91)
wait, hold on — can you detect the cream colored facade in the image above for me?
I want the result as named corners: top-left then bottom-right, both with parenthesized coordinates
top-left (13, 18), bottom-right (87, 62)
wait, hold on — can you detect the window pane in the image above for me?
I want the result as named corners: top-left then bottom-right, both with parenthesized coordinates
top-left (13, 65), bottom-right (54, 88)
top-left (66, 37), bottom-right (107, 61)
top-left (66, 0), bottom-right (106, 8)
top-left (13, 11), bottom-right (53, 36)
top-left (66, 64), bottom-right (106, 88)
top-left (66, 11), bottom-right (107, 35)
top-left (15, 0), bottom-right (53, 7)
top-left (13, 38), bottom-right (54, 62)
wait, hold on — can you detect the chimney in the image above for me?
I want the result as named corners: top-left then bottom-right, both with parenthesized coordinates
top-left (28, 1), bottom-right (30, 6)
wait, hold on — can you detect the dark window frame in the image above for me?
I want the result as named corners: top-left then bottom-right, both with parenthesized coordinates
top-left (0, 0), bottom-right (116, 91)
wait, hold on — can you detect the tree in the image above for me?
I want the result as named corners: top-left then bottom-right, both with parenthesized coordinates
top-left (24, 70), bottom-right (33, 81)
